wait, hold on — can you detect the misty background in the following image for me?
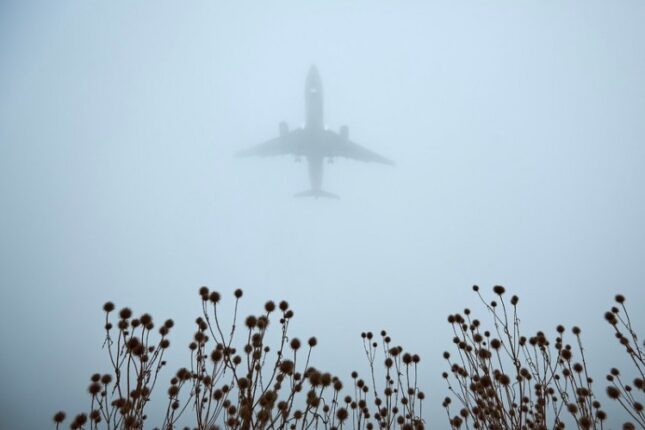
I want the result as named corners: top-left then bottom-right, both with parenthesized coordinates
top-left (1, 1), bottom-right (644, 428)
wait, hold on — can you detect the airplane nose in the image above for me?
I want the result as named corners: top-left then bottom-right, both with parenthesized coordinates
top-left (306, 64), bottom-right (321, 89)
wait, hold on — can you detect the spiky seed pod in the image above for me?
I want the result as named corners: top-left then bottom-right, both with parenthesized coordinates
top-left (88, 382), bottom-right (101, 396)
top-left (309, 371), bottom-right (322, 387)
top-left (605, 312), bottom-right (618, 325)
top-left (119, 307), bottom-right (132, 320)
top-left (73, 414), bottom-right (87, 426)
top-left (634, 378), bottom-right (644, 390)
top-left (257, 316), bottom-right (268, 329)
top-left (500, 374), bottom-right (510, 386)
top-left (53, 412), bottom-right (66, 423)
top-left (607, 386), bottom-right (621, 399)
top-left (245, 315), bottom-right (257, 329)
top-left (103, 302), bottom-right (115, 313)
top-left (176, 368), bottom-right (190, 380)
top-left (140, 313), bottom-right (152, 326)
top-left (234, 289), bottom-right (243, 298)
top-left (561, 349), bottom-right (572, 360)
top-left (213, 389), bottom-right (223, 401)
top-left (493, 285), bottom-right (505, 295)
top-left (321, 373), bottom-right (332, 387)
top-left (237, 378), bottom-right (250, 390)
top-left (336, 408), bottom-right (349, 422)
top-left (279, 360), bottom-right (294, 374)
top-left (208, 291), bottom-right (220, 304)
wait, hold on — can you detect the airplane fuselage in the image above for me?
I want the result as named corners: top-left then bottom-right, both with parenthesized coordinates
top-left (304, 66), bottom-right (326, 192)
top-left (305, 66), bottom-right (324, 131)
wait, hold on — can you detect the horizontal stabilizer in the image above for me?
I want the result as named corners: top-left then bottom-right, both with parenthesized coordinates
top-left (294, 189), bottom-right (339, 199)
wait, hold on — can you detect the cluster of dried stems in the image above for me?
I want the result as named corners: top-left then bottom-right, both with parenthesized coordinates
top-left (53, 287), bottom-right (424, 430)
top-left (442, 286), bottom-right (643, 430)
top-left (53, 286), bottom-right (642, 430)
top-left (603, 295), bottom-right (644, 428)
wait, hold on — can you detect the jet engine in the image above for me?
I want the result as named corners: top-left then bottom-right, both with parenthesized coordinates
top-left (340, 125), bottom-right (349, 140)
top-left (279, 121), bottom-right (289, 136)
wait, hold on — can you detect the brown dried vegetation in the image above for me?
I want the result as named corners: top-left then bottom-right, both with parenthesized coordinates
top-left (602, 295), bottom-right (644, 428)
top-left (442, 286), bottom-right (643, 430)
top-left (54, 288), bottom-right (424, 430)
top-left (54, 286), bottom-right (642, 429)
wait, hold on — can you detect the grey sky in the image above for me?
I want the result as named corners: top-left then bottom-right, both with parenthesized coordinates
top-left (1, 1), bottom-right (644, 428)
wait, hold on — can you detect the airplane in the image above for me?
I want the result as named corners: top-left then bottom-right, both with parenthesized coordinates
top-left (237, 65), bottom-right (394, 198)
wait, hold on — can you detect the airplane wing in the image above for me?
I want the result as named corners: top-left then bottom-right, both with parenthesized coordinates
top-left (325, 133), bottom-right (395, 165)
top-left (236, 131), bottom-right (303, 158)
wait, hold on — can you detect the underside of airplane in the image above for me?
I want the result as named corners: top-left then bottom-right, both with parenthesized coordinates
top-left (237, 65), bottom-right (394, 198)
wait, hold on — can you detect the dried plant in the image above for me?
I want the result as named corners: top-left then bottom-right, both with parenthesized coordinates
top-left (442, 286), bottom-right (607, 430)
top-left (53, 288), bottom-right (425, 430)
top-left (52, 284), bottom-right (643, 429)
top-left (603, 295), bottom-right (644, 429)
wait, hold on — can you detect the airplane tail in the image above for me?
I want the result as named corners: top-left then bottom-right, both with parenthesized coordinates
top-left (294, 189), bottom-right (339, 199)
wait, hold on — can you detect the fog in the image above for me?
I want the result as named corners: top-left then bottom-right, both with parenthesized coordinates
top-left (1, 1), bottom-right (644, 428)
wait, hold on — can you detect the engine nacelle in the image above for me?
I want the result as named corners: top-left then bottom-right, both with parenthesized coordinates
top-left (340, 125), bottom-right (349, 140)
top-left (279, 121), bottom-right (289, 136)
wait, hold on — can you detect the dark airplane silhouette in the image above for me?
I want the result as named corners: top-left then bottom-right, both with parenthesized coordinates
top-left (237, 65), bottom-right (394, 198)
